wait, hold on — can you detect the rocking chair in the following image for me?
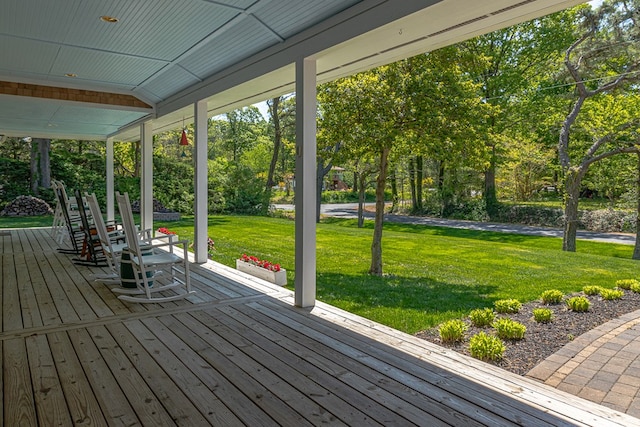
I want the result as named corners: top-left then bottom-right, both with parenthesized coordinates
top-left (113, 192), bottom-right (194, 303)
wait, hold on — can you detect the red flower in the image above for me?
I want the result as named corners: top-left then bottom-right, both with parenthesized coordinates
top-left (156, 227), bottom-right (176, 235)
top-left (240, 254), bottom-right (282, 272)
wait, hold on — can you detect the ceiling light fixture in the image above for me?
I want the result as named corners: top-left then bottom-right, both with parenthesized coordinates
top-left (65, 73), bottom-right (77, 78)
top-left (100, 15), bottom-right (119, 23)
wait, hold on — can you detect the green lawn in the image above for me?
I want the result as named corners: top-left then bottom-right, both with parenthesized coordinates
top-left (4, 214), bottom-right (638, 334)
top-left (155, 215), bottom-right (638, 334)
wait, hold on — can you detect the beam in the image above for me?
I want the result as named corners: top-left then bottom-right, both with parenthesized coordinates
top-left (194, 99), bottom-right (209, 263)
top-left (294, 57), bottom-right (317, 308)
top-left (0, 81), bottom-right (152, 110)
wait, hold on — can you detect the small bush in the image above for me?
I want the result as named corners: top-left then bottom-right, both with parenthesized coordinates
top-left (439, 319), bottom-right (467, 343)
top-left (533, 308), bottom-right (553, 323)
top-left (494, 299), bottom-right (522, 314)
top-left (469, 332), bottom-right (506, 361)
top-left (469, 308), bottom-right (495, 328)
top-left (540, 289), bottom-right (563, 305)
top-left (493, 318), bottom-right (527, 340)
top-left (567, 296), bottom-right (590, 312)
top-left (600, 289), bottom-right (624, 301)
top-left (583, 285), bottom-right (603, 296)
top-left (615, 279), bottom-right (640, 290)
top-left (631, 282), bottom-right (640, 293)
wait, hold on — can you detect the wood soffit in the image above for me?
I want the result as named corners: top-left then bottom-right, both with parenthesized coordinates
top-left (0, 81), bottom-right (152, 110)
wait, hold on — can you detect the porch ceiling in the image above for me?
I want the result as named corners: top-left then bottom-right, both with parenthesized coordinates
top-left (0, 0), bottom-right (584, 141)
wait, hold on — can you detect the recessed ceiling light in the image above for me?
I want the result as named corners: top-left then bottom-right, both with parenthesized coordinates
top-left (100, 15), bottom-right (119, 23)
top-left (65, 73), bottom-right (77, 78)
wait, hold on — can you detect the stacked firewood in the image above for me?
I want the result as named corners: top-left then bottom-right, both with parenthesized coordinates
top-left (0, 195), bottom-right (53, 216)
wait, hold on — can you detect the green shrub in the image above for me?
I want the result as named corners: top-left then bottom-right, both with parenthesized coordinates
top-left (469, 332), bottom-right (506, 361)
top-left (438, 319), bottom-right (467, 343)
top-left (631, 282), bottom-right (640, 293)
top-left (469, 308), bottom-right (495, 328)
top-left (492, 318), bottom-right (526, 340)
top-left (533, 308), bottom-right (553, 323)
top-left (567, 296), bottom-right (590, 312)
top-left (540, 289), bottom-right (563, 305)
top-left (615, 279), bottom-right (640, 290)
top-left (494, 299), bottom-right (522, 314)
top-left (583, 285), bottom-right (603, 296)
top-left (600, 289), bottom-right (623, 301)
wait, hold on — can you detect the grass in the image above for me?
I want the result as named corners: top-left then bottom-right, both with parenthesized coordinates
top-left (4, 214), bottom-right (639, 334)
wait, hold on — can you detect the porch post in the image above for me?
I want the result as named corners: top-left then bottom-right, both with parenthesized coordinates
top-left (294, 57), bottom-right (317, 308)
top-left (140, 121), bottom-right (153, 231)
top-left (105, 136), bottom-right (115, 222)
top-left (194, 99), bottom-right (209, 263)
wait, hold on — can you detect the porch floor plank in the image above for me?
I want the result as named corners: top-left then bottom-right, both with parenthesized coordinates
top-left (1, 228), bottom-right (637, 426)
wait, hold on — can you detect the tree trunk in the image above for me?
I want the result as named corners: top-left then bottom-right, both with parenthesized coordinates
top-left (389, 166), bottom-right (398, 213)
top-left (415, 155), bottom-right (423, 212)
top-left (633, 153), bottom-right (640, 260)
top-left (39, 139), bottom-right (51, 189)
top-left (30, 141), bottom-right (39, 195)
top-left (134, 141), bottom-right (140, 177)
top-left (562, 168), bottom-right (583, 252)
top-left (369, 147), bottom-right (390, 276)
top-left (352, 171), bottom-right (358, 194)
top-left (265, 97), bottom-right (281, 191)
top-left (484, 144), bottom-right (498, 218)
top-left (357, 174), bottom-right (366, 228)
top-left (408, 157), bottom-right (416, 212)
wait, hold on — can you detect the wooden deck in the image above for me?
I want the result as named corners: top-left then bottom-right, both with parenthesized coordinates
top-left (1, 227), bottom-right (638, 426)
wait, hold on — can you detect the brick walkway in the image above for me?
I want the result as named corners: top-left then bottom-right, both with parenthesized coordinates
top-left (527, 309), bottom-right (640, 418)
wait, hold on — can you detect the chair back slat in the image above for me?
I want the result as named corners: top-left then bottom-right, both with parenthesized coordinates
top-left (116, 192), bottom-right (141, 254)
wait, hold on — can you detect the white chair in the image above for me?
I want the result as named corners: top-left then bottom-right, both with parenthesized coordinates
top-left (85, 193), bottom-right (127, 283)
top-left (114, 192), bottom-right (194, 303)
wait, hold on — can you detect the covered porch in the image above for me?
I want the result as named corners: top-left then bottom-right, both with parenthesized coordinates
top-left (1, 227), bottom-right (635, 426)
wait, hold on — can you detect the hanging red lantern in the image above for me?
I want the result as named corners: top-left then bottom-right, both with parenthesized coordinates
top-left (179, 128), bottom-right (188, 157)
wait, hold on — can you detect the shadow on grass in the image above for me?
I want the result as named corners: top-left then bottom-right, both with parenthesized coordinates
top-left (321, 217), bottom-right (634, 259)
top-left (322, 217), bottom-right (550, 244)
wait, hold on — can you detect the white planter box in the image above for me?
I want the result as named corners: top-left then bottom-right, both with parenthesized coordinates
top-left (236, 259), bottom-right (287, 286)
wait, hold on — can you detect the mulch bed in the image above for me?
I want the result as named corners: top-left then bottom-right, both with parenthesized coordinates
top-left (415, 290), bottom-right (640, 375)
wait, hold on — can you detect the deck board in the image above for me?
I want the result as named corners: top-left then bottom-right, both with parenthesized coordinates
top-left (1, 228), bottom-right (638, 426)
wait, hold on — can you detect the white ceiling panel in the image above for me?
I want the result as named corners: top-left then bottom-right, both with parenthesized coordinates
top-left (0, 0), bottom-right (83, 43)
top-left (253, 0), bottom-right (359, 39)
top-left (62, 0), bottom-right (241, 61)
top-left (50, 47), bottom-right (168, 86)
top-left (50, 105), bottom-right (146, 127)
top-left (178, 15), bottom-right (280, 78)
top-left (0, 37), bottom-right (60, 74)
top-left (0, 96), bottom-right (59, 120)
top-left (139, 66), bottom-right (202, 101)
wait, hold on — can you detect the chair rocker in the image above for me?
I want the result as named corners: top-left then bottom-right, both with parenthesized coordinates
top-left (114, 192), bottom-right (194, 303)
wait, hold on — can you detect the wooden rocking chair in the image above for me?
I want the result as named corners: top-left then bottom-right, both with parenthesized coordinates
top-left (85, 193), bottom-right (126, 282)
top-left (54, 186), bottom-right (84, 255)
top-left (113, 192), bottom-right (194, 303)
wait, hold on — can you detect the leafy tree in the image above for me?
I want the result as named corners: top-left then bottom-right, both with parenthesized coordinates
top-left (557, 1), bottom-right (640, 251)
top-left (459, 9), bottom-right (577, 215)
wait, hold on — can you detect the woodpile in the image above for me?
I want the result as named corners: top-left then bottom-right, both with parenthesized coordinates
top-left (0, 195), bottom-right (53, 216)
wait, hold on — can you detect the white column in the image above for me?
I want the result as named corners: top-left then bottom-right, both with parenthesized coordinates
top-left (194, 99), bottom-right (209, 263)
top-left (294, 57), bottom-right (317, 308)
top-left (140, 121), bottom-right (153, 231)
top-left (106, 137), bottom-right (115, 222)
